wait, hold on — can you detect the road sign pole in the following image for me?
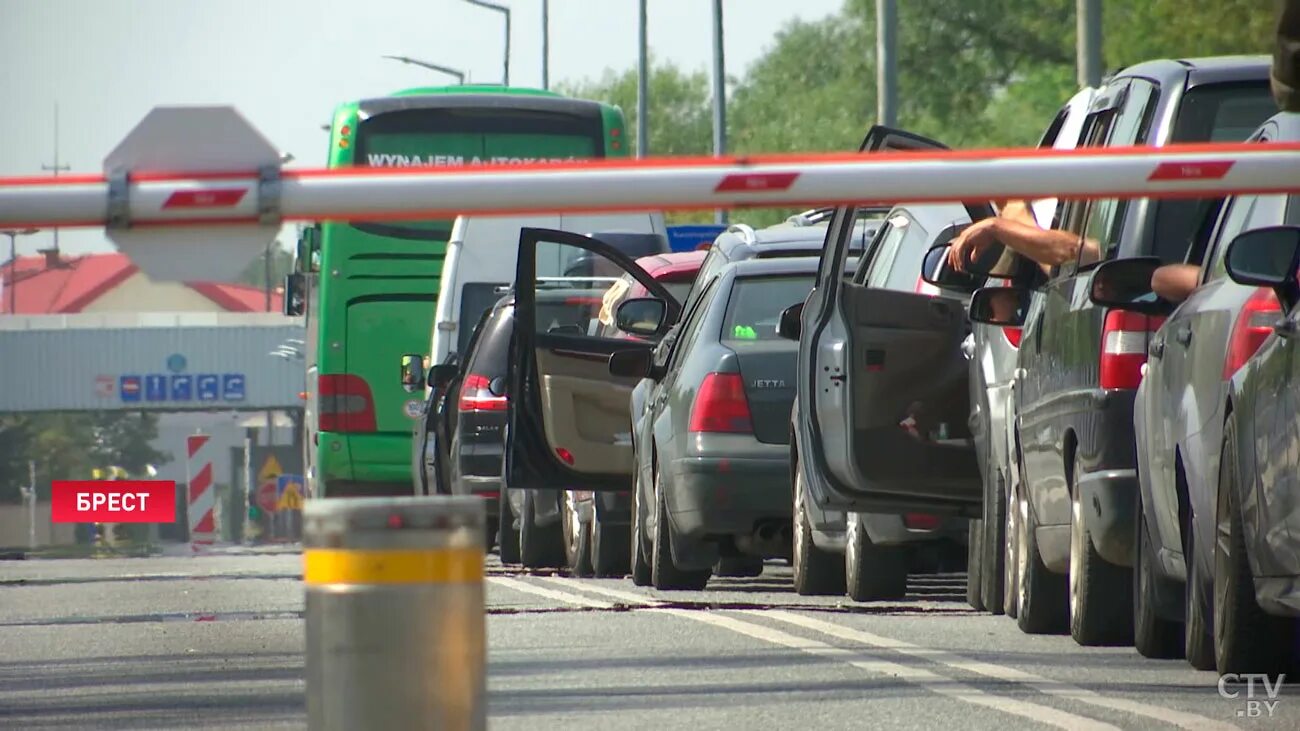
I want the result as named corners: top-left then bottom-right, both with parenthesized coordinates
top-left (304, 496), bottom-right (486, 730)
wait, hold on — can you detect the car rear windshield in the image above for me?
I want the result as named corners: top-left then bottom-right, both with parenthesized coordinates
top-left (465, 307), bottom-right (514, 379)
top-left (1151, 81), bottom-right (1276, 263)
top-left (722, 274), bottom-right (815, 342)
top-left (457, 282), bottom-right (509, 356)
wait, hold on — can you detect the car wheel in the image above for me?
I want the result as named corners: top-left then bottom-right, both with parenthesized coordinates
top-left (590, 503), bottom-right (630, 578)
top-left (520, 490), bottom-right (564, 569)
top-left (792, 465), bottom-right (846, 596)
top-left (845, 512), bottom-right (907, 601)
top-left (1133, 495), bottom-right (1183, 659)
top-left (1003, 464), bottom-right (1020, 618)
top-left (1016, 458), bottom-right (1067, 634)
top-left (966, 517), bottom-right (986, 610)
top-left (1184, 514), bottom-right (1217, 671)
top-left (1213, 414), bottom-right (1292, 675)
top-left (650, 468), bottom-right (710, 591)
top-left (981, 468), bottom-right (1007, 615)
top-left (499, 491), bottom-right (521, 565)
top-left (630, 479), bottom-right (652, 586)
top-left (561, 492), bottom-right (593, 578)
top-left (1068, 454), bottom-right (1134, 646)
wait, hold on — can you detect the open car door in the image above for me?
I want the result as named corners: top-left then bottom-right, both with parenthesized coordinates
top-left (802, 125), bottom-right (992, 518)
top-left (507, 228), bottom-right (681, 492)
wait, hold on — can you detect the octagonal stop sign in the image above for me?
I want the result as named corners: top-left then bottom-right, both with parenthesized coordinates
top-left (257, 481), bottom-right (279, 513)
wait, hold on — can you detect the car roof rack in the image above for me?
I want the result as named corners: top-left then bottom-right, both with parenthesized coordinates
top-left (725, 222), bottom-right (758, 245)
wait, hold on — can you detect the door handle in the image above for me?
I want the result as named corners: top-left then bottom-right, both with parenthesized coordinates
top-left (1149, 339), bottom-right (1165, 359)
top-left (1174, 326), bottom-right (1193, 347)
top-left (828, 373), bottom-right (847, 384)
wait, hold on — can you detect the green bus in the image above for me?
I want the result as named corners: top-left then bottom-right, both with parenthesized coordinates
top-left (294, 85), bottom-right (630, 498)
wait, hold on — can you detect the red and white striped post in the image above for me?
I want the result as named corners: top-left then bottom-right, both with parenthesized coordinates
top-left (186, 435), bottom-right (216, 546)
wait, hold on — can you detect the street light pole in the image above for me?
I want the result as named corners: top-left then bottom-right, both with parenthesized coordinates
top-left (465, 0), bottom-right (511, 85)
top-left (710, 0), bottom-right (727, 225)
top-left (2, 228), bottom-right (39, 314)
top-left (637, 0), bottom-right (649, 158)
top-left (541, 0), bottom-right (550, 89)
top-left (876, 0), bottom-right (898, 127)
top-left (381, 55), bottom-right (466, 84)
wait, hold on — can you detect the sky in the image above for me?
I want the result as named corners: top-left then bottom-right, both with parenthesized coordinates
top-left (0, 0), bottom-right (845, 258)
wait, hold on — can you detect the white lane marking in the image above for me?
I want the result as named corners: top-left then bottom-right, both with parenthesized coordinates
top-left (511, 577), bottom-right (1116, 730)
top-left (487, 576), bottom-right (614, 608)
top-left (760, 611), bottom-right (1241, 731)
top-left (530, 576), bottom-right (668, 605)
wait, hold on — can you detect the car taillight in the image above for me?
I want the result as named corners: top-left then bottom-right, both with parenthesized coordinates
top-left (318, 374), bottom-right (376, 432)
top-left (459, 374), bottom-right (507, 412)
top-left (1223, 288), bottom-right (1281, 378)
top-left (995, 278), bottom-right (1022, 347)
top-left (1099, 310), bottom-right (1163, 390)
top-left (688, 372), bottom-right (753, 434)
top-left (915, 276), bottom-right (940, 297)
top-left (903, 513), bottom-right (940, 530)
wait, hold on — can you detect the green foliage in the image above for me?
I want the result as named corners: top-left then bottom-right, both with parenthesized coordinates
top-left (556, 0), bottom-right (1272, 231)
top-left (0, 412), bottom-right (170, 502)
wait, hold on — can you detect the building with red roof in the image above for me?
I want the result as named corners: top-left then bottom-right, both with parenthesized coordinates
top-left (1, 249), bottom-right (282, 314)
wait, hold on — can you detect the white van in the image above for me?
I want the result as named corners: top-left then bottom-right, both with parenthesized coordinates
top-left (429, 212), bottom-right (668, 368)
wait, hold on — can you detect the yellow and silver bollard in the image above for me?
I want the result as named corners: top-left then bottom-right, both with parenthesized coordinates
top-left (304, 496), bottom-right (486, 731)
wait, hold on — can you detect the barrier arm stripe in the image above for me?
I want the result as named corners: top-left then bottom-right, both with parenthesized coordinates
top-left (3, 142), bottom-right (1300, 229)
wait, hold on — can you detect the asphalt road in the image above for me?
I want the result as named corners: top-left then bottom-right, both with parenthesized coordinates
top-left (1, 545), bottom-right (1296, 729)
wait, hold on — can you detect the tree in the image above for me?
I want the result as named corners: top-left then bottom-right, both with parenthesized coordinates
top-left (0, 412), bottom-right (170, 503)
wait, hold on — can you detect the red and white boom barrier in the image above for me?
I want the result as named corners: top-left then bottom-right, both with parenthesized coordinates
top-left (0, 106), bottom-right (1297, 280)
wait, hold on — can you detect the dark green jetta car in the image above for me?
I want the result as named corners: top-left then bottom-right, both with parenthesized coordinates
top-left (611, 256), bottom-right (822, 590)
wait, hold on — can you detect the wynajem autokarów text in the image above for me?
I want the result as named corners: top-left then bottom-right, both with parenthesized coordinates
top-left (366, 154), bottom-right (585, 166)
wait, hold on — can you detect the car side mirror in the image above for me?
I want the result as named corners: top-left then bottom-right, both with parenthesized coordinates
top-left (283, 273), bottom-right (305, 316)
top-left (922, 242), bottom-right (1020, 291)
top-left (488, 376), bottom-right (508, 397)
top-left (777, 302), bottom-right (804, 341)
top-left (400, 354), bottom-right (426, 392)
top-left (968, 286), bottom-right (1032, 327)
top-left (427, 363), bottom-right (458, 389)
top-left (1087, 256), bottom-right (1170, 315)
top-left (608, 349), bottom-right (655, 379)
top-left (1225, 226), bottom-right (1300, 309)
top-left (615, 297), bottom-right (668, 337)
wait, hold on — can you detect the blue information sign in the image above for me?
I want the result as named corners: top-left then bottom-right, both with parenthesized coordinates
top-left (666, 224), bottom-right (728, 253)
top-left (197, 374), bottom-right (220, 402)
top-left (170, 374), bottom-right (193, 401)
top-left (119, 375), bottom-right (142, 403)
top-left (144, 374), bottom-right (168, 402)
top-left (221, 374), bottom-right (246, 401)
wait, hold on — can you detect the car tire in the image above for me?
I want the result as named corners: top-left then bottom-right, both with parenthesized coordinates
top-left (591, 504), bottom-right (630, 578)
top-left (1184, 516), bottom-right (1217, 671)
top-left (846, 512), bottom-right (907, 601)
top-left (561, 493), bottom-right (593, 578)
top-left (1133, 494), bottom-right (1182, 659)
top-left (651, 469), bottom-right (710, 591)
top-left (1068, 455), bottom-right (1134, 646)
top-left (1213, 414), bottom-right (1292, 675)
top-left (967, 518), bottom-right (986, 610)
top-left (981, 468), bottom-right (1007, 615)
top-left (499, 491), bottom-right (521, 565)
top-left (1016, 459), bottom-right (1068, 634)
top-left (520, 490), bottom-right (565, 569)
top-left (630, 473), bottom-right (653, 586)
top-left (792, 465), bottom-right (845, 596)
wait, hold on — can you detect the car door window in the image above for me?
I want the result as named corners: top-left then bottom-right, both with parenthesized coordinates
top-left (666, 278), bottom-right (720, 373)
top-left (857, 213), bottom-right (912, 286)
top-left (1069, 79), bottom-right (1159, 270)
